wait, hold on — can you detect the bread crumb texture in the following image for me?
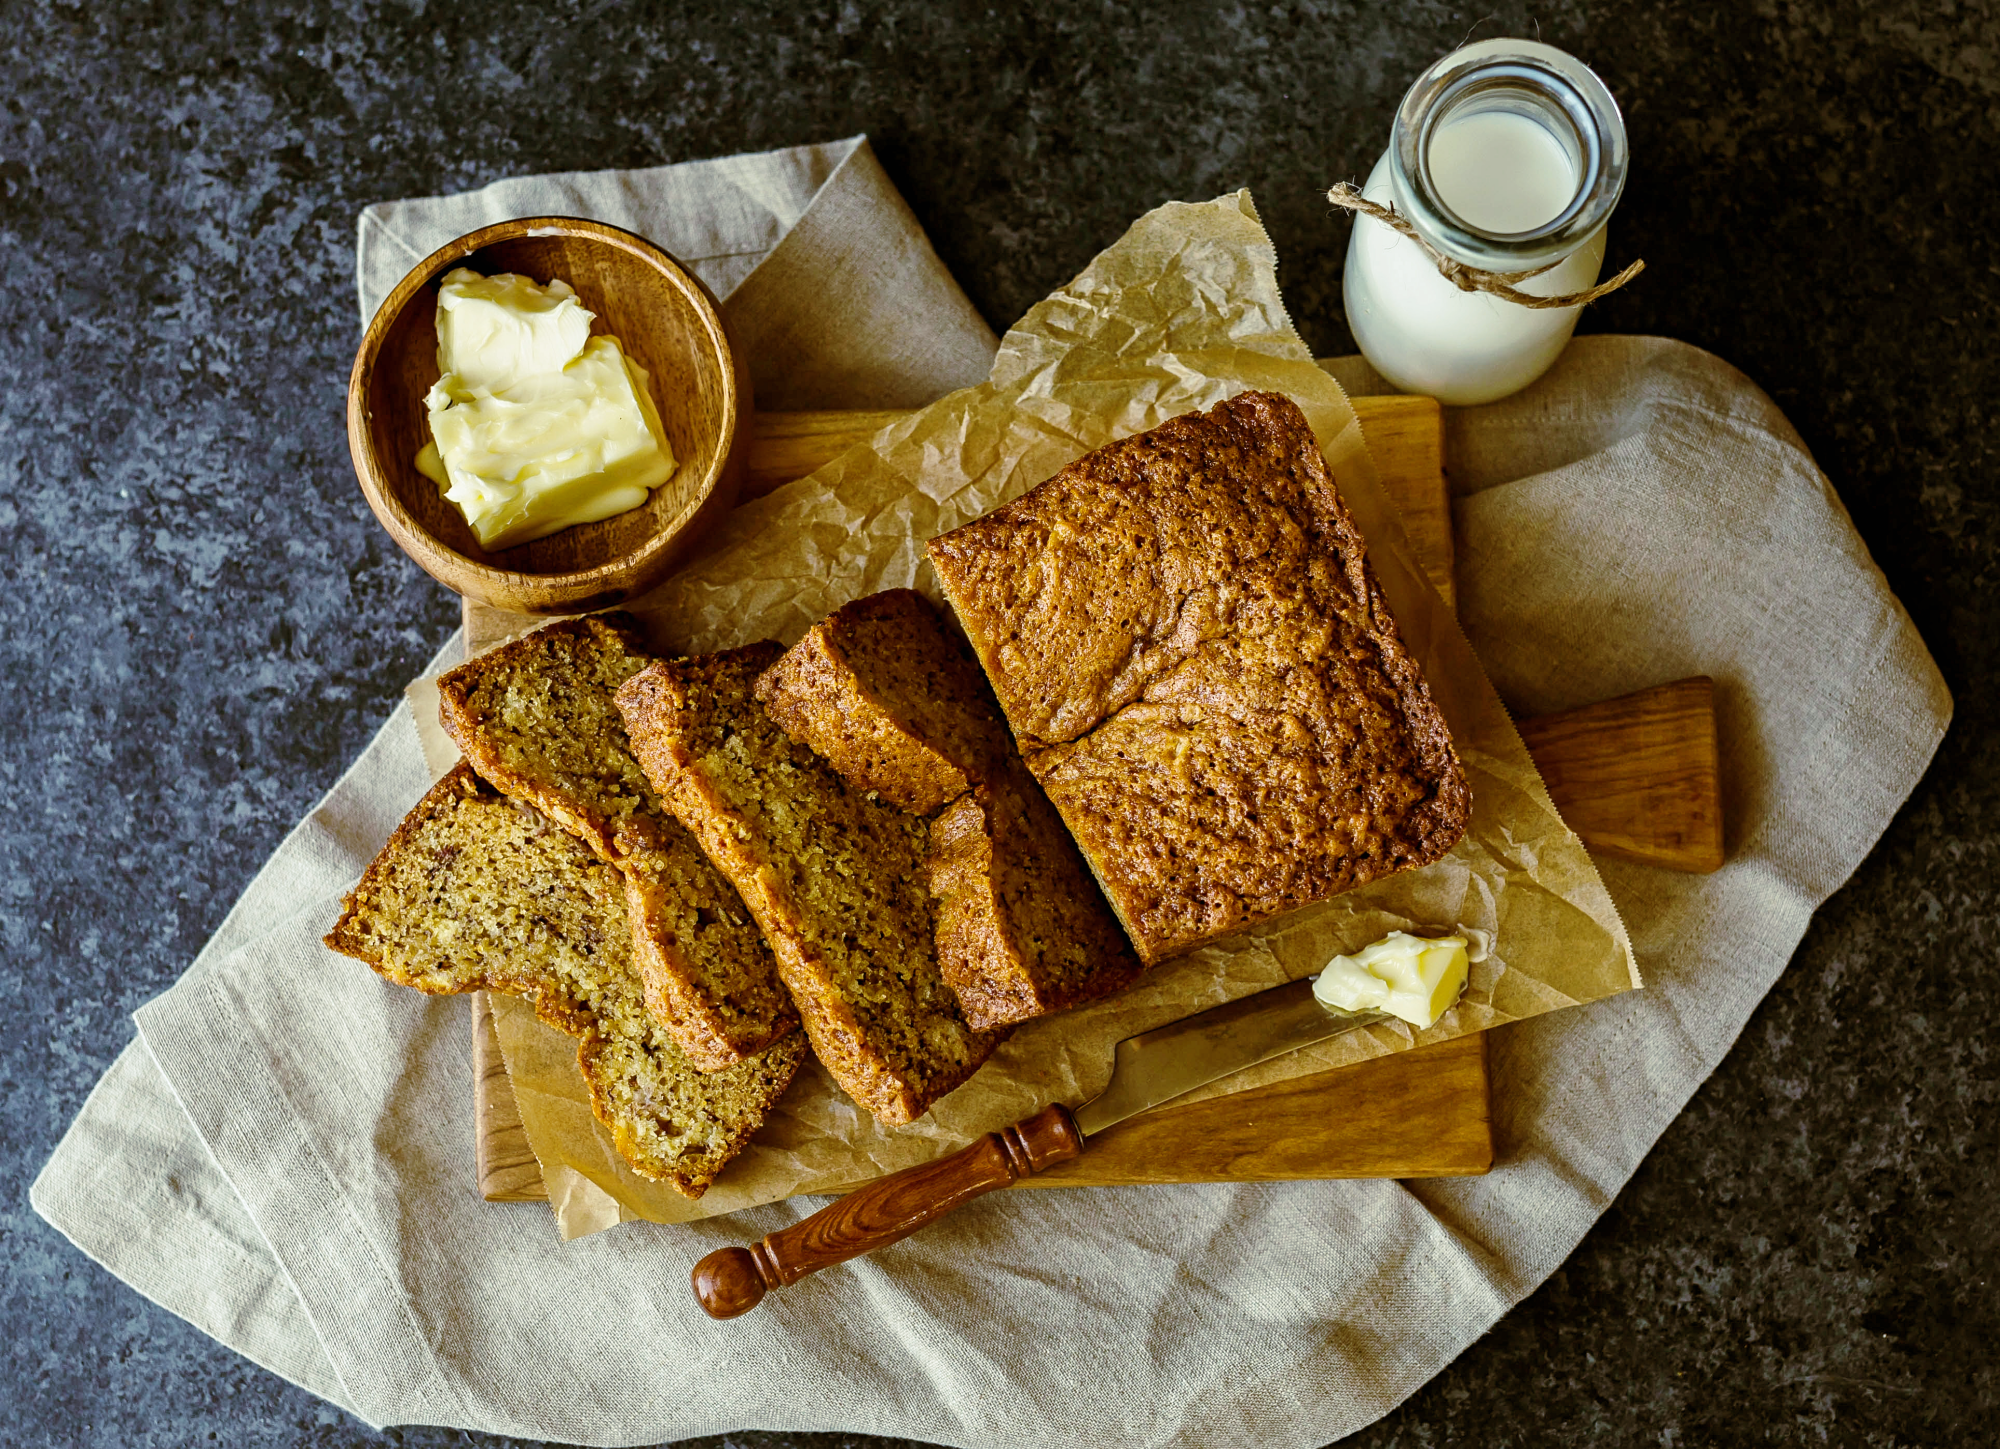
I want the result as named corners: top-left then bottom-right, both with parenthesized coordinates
top-left (326, 765), bottom-right (805, 1197)
top-left (617, 645), bottom-right (1002, 1124)
top-left (927, 391), bottom-right (1471, 963)
top-left (436, 615), bottom-right (795, 1068)
top-left (760, 589), bottom-right (1144, 1029)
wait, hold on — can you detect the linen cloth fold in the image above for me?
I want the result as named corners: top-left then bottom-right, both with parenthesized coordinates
top-left (34, 134), bottom-right (1948, 1448)
top-left (355, 134), bottom-right (996, 411)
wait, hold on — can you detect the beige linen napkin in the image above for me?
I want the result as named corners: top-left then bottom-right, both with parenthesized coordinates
top-left (34, 137), bottom-right (1948, 1447)
top-left (355, 134), bottom-right (995, 409)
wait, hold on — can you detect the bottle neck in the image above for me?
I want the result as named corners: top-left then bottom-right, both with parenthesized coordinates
top-left (1387, 39), bottom-right (1627, 273)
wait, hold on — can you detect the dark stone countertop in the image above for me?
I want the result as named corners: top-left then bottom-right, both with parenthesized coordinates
top-left (4, 2), bottom-right (1994, 1445)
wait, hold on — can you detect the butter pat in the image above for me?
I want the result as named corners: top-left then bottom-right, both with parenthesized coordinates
top-left (434, 269), bottom-right (594, 392)
top-left (415, 268), bottom-right (676, 552)
top-left (1312, 931), bottom-right (1469, 1029)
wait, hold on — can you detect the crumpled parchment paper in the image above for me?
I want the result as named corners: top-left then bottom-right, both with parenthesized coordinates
top-left (482, 191), bottom-right (1637, 1231)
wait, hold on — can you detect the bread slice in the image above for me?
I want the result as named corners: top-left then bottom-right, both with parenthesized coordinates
top-left (435, 615), bottom-right (795, 1069)
top-left (326, 765), bottom-right (806, 1197)
top-left (927, 391), bottom-right (1470, 963)
top-left (752, 589), bottom-right (1012, 816)
top-left (757, 589), bottom-right (1144, 1029)
top-left (926, 754), bottom-right (1144, 1029)
top-left (615, 645), bottom-right (1001, 1125)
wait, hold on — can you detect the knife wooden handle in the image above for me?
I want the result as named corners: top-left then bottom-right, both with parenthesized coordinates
top-left (691, 1103), bottom-right (1083, 1318)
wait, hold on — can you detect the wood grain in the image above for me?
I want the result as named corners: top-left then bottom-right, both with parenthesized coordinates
top-left (470, 990), bottom-right (546, 1202)
top-left (473, 986), bottom-right (1492, 1204)
top-left (692, 1104), bottom-right (1085, 1317)
top-left (741, 407), bottom-right (909, 502)
top-left (351, 217), bottom-right (751, 615)
top-left (1352, 393), bottom-right (1453, 607)
top-left (1023, 1030), bottom-right (1491, 1186)
top-left (1515, 676), bottom-right (1726, 873)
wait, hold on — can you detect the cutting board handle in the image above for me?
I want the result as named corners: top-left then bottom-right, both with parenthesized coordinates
top-left (692, 1103), bottom-right (1083, 1318)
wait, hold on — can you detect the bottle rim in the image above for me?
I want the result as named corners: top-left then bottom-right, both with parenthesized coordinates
top-left (1390, 39), bottom-right (1628, 272)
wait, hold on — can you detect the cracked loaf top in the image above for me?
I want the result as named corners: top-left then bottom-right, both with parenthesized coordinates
top-left (926, 390), bottom-right (1470, 963)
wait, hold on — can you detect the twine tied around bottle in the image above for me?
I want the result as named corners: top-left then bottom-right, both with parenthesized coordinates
top-left (1327, 181), bottom-right (1644, 309)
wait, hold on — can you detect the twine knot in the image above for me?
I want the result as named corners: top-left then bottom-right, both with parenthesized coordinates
top-left (1327, 181), bottom-right (1643, 309)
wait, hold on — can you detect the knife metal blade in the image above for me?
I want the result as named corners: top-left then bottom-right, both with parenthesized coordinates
top-left (1071, 976), bottom-right (1390, 1137)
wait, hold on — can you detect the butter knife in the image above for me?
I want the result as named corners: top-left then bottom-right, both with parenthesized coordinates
top-left (691, 977), bottom-right (1389, 1318)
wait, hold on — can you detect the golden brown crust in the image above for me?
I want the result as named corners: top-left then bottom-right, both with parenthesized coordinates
top-left (927, 391), bottom-right (1470, 963)
top-left (616, 646), bottom-right (1002, 1125)
top-left (618, 866), bottom-right (755, 1069)
top-left (758, 589), bottom-right (1146, 1028)
top-left (923, 793), bottom-right (1037, 1028)
top-left (925, 757), bottom-right (1145, 1029)
top-left (434, 615), bottom-right (797, 1068)
top-left (752, 589), bottom-right (1011, 816)
top-left (325, 764), bottom-right (806, 1197)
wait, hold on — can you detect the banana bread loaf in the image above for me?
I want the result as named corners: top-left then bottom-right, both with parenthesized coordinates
top-left (758, 589), bottom-right (1144, 1029)
top-left (326, 764), bottom-right (806, 1197)
top-left (751, 589), bottom-right (1012, 816)
top-left (435, 615), bottom-right (796, 1069)
top-left (927, 390), bottom-right (1470, 963)
top-left (615, 645), bottom-right (1001, 1125)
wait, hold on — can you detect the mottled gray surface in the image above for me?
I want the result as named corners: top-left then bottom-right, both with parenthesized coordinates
top-left (3, 2), bottom-right (1993, 1445)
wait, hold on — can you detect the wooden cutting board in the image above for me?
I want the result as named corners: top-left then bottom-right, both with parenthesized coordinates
top-left (463, 390), bottom-right (1723, 1202)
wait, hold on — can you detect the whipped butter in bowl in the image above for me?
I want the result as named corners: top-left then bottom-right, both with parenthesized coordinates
top-left (348, 216), bottom-right (747, 613)
top-left (415, 268), bottom-right (679, 552)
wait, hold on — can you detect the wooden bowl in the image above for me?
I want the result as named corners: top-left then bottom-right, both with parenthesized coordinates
top-left (348, 217), bottom-right (751, 614)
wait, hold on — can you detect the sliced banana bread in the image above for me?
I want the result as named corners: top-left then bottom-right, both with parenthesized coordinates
top-left (326, 764), bottom-right (806, 1197)
top-left (925, 754), bottom-right (1144, 1029)
top-left (435, 615), bottom-right (796, 1069)
top-left (615, 645), bottom-right (1001, 1125)
top-left (758, 589), bottom-right (1144, 1029)
top-left (751, 589), bottom-right (1012, 816)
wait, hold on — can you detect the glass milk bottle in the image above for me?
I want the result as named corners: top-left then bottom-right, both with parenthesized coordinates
top-left (1343, 39), bottom-right (1630, 405)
